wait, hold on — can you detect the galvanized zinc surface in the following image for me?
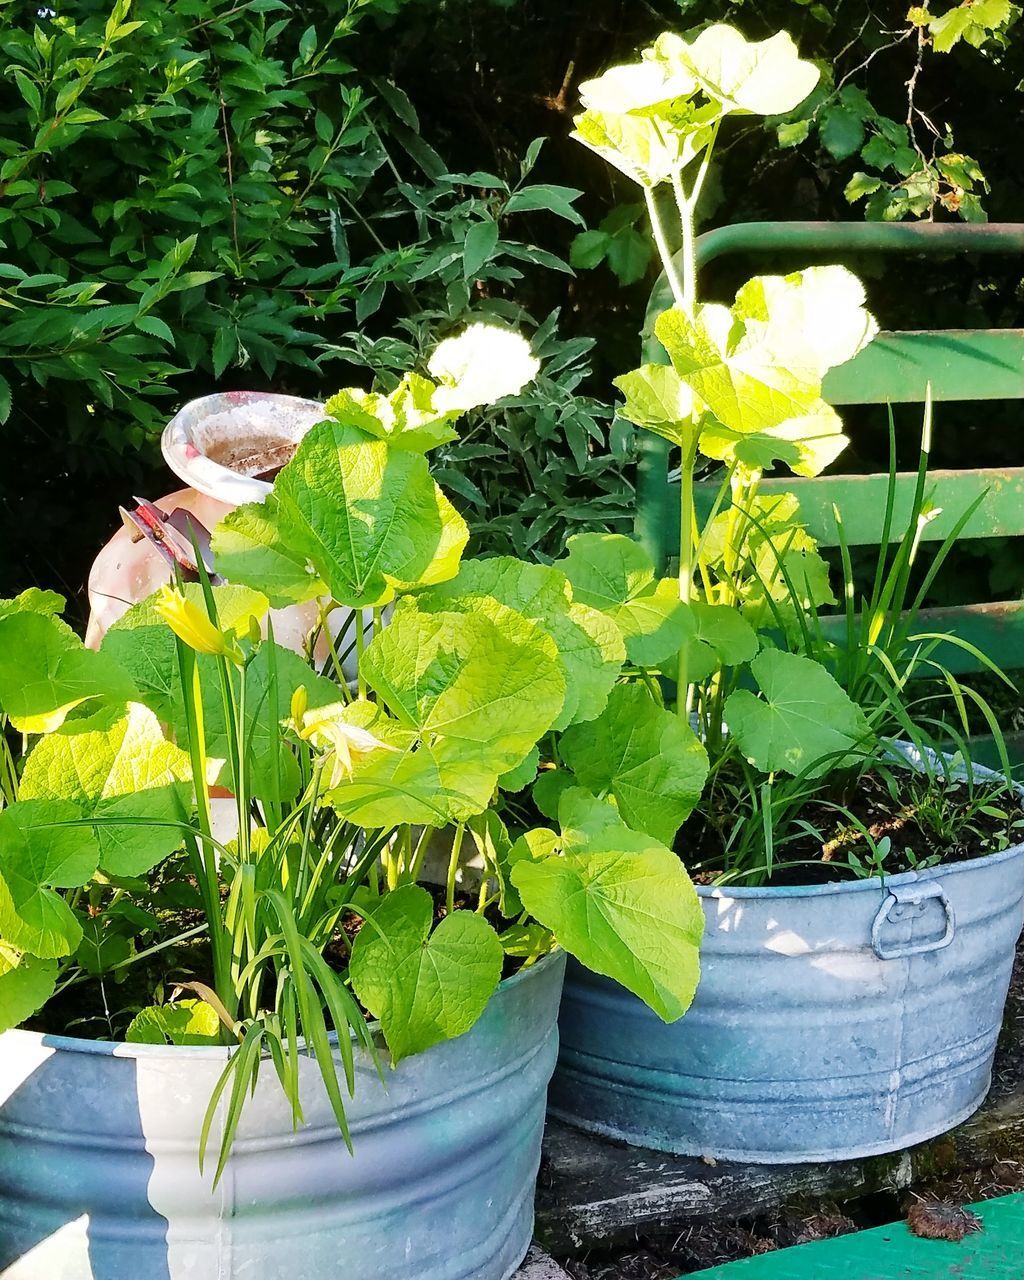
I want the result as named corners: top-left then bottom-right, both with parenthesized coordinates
top-left (684, 1192), bottom-right (1024, 1278)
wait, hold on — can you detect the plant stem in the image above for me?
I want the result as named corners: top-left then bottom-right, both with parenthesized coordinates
top-left (445, 824), bottom-right (466, 915)
top-left (355, 609), bottom-right (366, 699)
top-left (677, 439), bottom-right (699, 718)
top-left (643, 186), bottom-right (685, 308)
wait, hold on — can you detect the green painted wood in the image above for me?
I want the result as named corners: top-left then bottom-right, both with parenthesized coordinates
top-left (816, 601), bottom-right (1024, 675)
top-left (634, 224), bottom-right (1024, 576)
top-left (683, 1192), bottom-right (1024, 1278)
top-left (824, 330), bottom-right (1024, 405)
top-left (691, 468), bottom-right (1024, 547)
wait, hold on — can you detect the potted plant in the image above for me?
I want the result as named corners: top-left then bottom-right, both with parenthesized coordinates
top-left (0, 327), bottom-right (705, 1279)
top-left (532, 24), bottom-right (1024, 1162)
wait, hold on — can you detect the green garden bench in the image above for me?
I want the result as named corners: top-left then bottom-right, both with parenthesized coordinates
top-left (637, 221), bottom-right (1024, 763)
top-left (684, 1190), bottom-right (1024, 1278)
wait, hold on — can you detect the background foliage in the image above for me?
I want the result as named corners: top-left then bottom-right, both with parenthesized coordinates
top-left (1, 0), bottom-right (1022, 611)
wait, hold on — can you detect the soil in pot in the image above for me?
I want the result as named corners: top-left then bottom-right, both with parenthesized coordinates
top-left (678, 761), bottom-right (1024, 886)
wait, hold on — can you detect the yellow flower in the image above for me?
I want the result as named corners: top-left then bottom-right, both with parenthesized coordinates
top-left (154, 585), bottom-right (244, 664)
top-left (293, 698), bottom-right (397, 786)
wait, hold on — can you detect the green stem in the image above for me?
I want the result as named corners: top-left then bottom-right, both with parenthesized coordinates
top-left (643, 186), bottom-right (685, 308)
top-left (445, 824), bottom-right (466, 915)
top-left (355, 609), bottom-right (366, 700)
top-left (677, 439), bottom-right (699, 717)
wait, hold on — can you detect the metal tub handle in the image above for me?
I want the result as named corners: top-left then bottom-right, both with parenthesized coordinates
top-left (871, 882), bottom-right (956, 960)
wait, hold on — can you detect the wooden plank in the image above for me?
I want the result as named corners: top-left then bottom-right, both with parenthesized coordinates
top-left (535, 993), bottom-right (1024, 1255)
top-left (692, 468), bottom-right (1024, 546)
top-left (684, 1192), bottom-right (1024, 1278)
top-left (824, 331), bottom-right (1024, 405)
top-left (536, 1082), bottom-right (1024, 1255)
top-left (818, 601), bottom-right (1024, 674)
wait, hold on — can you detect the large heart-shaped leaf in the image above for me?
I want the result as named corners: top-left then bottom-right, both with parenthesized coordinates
top-left (0, 945), bottom-right (57, 1033)
top-left (559, 533), bottom-right (688, 666)
top-left (0, 612), bottom-right (137, 733)
top-left (211, 496), bottom-right (325, 609)
top-left (274, 419), bottom-right (468, 608)
top-left (655, 26), bottom-right (820, 118)
top-left (561, 683), bottom-right (708, 845)
top-left (725, 649), bottom-right (872, 777)
top-left (349, 885), bottom-right (503, 1064)
top-left (417, 558), bottom-right (625, 729)
top-left (655, 268), bottom-right (876, 453)
top-left (0, 799), bottom-right (100, 958)
top-left (512, 790), bottom-right (703, 1021)
top-left (360, 600), bottom-right (565, 775)
top-left (330, 732), bottom-right (499, 828)
top-left (19, 702), bottom-right (191, 878)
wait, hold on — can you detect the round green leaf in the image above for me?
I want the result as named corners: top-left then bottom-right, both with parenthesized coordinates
top-left (349, 885), bottom-right (503, 1064)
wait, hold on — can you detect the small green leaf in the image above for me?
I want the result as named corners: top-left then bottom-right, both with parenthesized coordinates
top-left (0, 947), bottom-right (57, 1032)
top-left (349, 885), bottom-right (503, 1064)
top-left (126, 999), bottom-right (221, 1046)
top-left (463, 220), bottom-right (499, 279)
top-left (725, 650), bottom-right (872, 777)
top-left (613, 364), bottom-right (697, 449)
top-left (676, 601), bottom-right (760, 680)
top-left (821, 106), bottom-right (866, 161)
top-left (570, 229), bottom-right (609, 270)
top-left (504, 184), bottom-right (585, 226)
top-left (512, 790), bottom-right (703, 1022)
top-left (561, 683), bottom-right (709, 845)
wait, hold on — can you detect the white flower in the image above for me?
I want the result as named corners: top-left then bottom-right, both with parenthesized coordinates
top-left (427, 323), bottom-right (540, 413)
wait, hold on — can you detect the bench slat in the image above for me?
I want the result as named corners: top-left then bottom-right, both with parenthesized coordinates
top-left (824, 330), bottom-right (1024, 404)
top-left (692, 467), bottom-right (1024, 546)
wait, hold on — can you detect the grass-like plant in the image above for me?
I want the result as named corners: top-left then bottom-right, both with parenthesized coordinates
top-left (0, 324), bottom-right (707, 1176)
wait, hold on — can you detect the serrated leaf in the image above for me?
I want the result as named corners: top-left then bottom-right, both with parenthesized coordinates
top-left (0, 799), bottom-right (100, 958)
top-left (349, 885), bottom-right (503, 1064)
top-left (512, 790), bottom-right (703, 1021)
top-left (0, 611), bottom-right (137, 732)
top-left (212, 496), bottom-right (325, 609)
top-left (562, 683), bottom-right (708, 844)
top-left (274, 419), bottom-right (468, 608)
top-left (558, 533), bottom-right (689, 666)
top-left (725, 649), bottom-right (872, 777)
top-left (19, 702), bottom-right (190, 878)
top-left (126, 998), bottom-right (221, 1046)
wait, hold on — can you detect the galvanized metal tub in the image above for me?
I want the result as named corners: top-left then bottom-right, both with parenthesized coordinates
top-left (552, 835), bottom-right (1024, 1163)
top-left (0, 950), bottom-right (565, 1280)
